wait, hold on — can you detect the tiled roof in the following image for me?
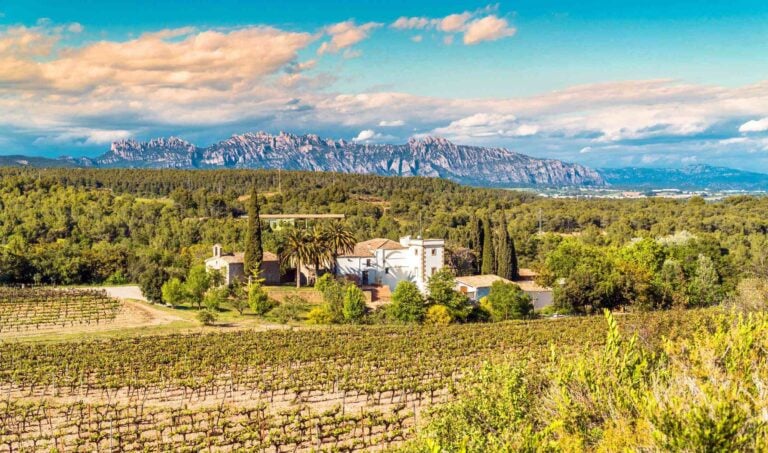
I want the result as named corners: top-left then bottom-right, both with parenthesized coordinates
top-left (341, 238), bottom-right (405, 257)
top-left (454, 274), bottom-right (511, 288)
top-left (207, 251), bottom-right (278, 264)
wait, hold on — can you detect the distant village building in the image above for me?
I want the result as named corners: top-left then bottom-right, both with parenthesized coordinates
top-left (205, 244), bottom-right (281, 285)
top-left (335, 236), bottom-right (444, 293)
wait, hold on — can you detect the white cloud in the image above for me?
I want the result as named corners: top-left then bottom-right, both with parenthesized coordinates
top-left (463, 16), bottom-right (516, 45)
top-left (739, 117), bottom-right (768, 133)
top-left (438, 13), bottom-right (471, 33)
top-left (352, 129), bottom-right (396, 143)
top-left (318, 21), bottom-right (380, 55)
top-left (67, 23), bottom-right (84, 33)
top-left (379, 120), bottom-right (404, 127)
top-left (354, 129), bottom-right (376, 141)
top-left (432, 113), bottom-right (539, 140)
top-left (390, 11), bottom-right (514, 46)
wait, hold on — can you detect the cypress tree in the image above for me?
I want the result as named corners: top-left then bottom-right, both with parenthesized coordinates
top-left (470, 217), bottom-right (484, 273)
top-left (496, 215), bottom-right (511, 279)
top-left (481, 217), bottom-right (495, 275)
top-left (244, 186), bottom-right (263, 277)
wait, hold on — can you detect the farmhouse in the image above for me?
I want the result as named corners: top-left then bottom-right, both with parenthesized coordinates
top-left (335, 236), bottom-right (444, 293)
top-left (454, 269), bottom-right (554, 309)
top-left (205, 244), bottom-right (281, 285)
top-left (454, 274), bottom-right (511, 301)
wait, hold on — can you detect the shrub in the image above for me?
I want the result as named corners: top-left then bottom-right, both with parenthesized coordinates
top-left (388, 281), bottom-right (426, 323)
top-left (342, 284), bottom-right (367, 323)
top-left (424, 305), bottom-right (453, 325)
top-left (196, 309), bottom-right (217, 326)
top-left (268, 295), bottom-right (308, 324)
top-left (247, 281), bottom-right (274, 315)
top-left (484, 281), bottom-right (533, 321)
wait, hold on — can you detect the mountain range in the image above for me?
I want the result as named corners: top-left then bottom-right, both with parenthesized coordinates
top-left (3, 132), bottom-right (768, 190)
top-left (4, 132), bottom-right (605, 187)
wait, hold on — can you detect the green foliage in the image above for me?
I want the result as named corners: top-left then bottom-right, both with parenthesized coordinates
top-left (139, 264), bottom-right (167, 304)
top-left (268, 295), bottom-right (308, 324)
top-left (185, 265), bottom-right (211, 309)
top-left (687, 254), bottom-right (722, 307)
top-left (483, 281), bottom-right (533, 321)
top-left (204, 287), bottom-right (228, 311)
top-left (243, 187), bottom-right (263, 277)
top-left (480, 217), bottom-right (495, 275)
top-left (427, 269), bottom-right (471, 321)
top-left (411, 309), bottom-right (768, 451)
top-left (388, 281), bottom-right (426, 323)
top-left (160, 277), bottom-right (186, 307)
top-left (342, 284), bottom-right (367, 323)
top-left (306, 305), bottom-right (335, 324)
top-left (196, 309), bottom-right (218, 326)
top-left (495, 215), bottom-right (518, 280)
top-left (247, 281), bottom-right (273, 315)
top-left (424, 304), bottom-right (453, 325)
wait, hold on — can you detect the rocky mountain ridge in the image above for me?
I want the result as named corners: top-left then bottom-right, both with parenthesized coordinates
top-left (88, 131), bottom-right (605, 187)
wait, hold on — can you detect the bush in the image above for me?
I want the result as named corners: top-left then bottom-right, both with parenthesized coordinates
top-left (248, 281), bottom-right (274, 315)
top-left (342, 284), bottom-right (367, 323)
top-left (196, 309), bottom-right (217, 326)
top-left (268, 295), bottom-right (308, 324)
top-left (388, 281), bottom-right (426, 323)
top-left (484, 281), bottom-right (533, 321)
top-left (307, 305), bottom-right (335, 324)
top-left (424, 305), bottom-right (453, 325)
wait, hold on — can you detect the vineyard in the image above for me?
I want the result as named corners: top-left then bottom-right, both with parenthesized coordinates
top-left (0, 309), bottom-right (717, 451)
top-left (0, 288), bottom-right (121, 333)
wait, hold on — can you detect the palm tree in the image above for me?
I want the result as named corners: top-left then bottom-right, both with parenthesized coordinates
top-left (281, 228), bottom-right (314, 288)
top-left (323, 222), bottom-right (356, 275)
top-left (307, 227), bottom-right (332, 284)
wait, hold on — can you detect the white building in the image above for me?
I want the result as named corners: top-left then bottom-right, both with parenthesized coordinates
top-left (335, 236), bottom-right (444, 293)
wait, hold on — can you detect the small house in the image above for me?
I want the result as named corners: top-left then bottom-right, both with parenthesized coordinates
top-left (205, 244), bottom-right (281, 285)
top-left (454, 274), bottom-right (512, 301)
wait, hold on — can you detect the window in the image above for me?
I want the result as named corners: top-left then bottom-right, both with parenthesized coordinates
top-left (431, 249), bottom-right (437, 256)
top-left (366, 259), bottom-right (371, 267)
top-left (385, 267), bottom-right (390, 274)
top-left (431, 267), bottom-right (437, 276)
top-left (414, 249), bottom-right (418, 256)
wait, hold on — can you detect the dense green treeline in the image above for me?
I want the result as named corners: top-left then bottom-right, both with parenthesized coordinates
top-left (1, 168), bottom-right (767, 304)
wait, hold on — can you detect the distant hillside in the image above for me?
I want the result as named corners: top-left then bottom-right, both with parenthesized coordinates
top-left (599, 165), bottom-right (768, 191)
top-left (0, 155), bottom-right (78, 168)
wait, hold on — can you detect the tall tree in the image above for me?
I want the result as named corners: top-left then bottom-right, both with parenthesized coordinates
top-left (496, 215), bottom-right (518, 280)
top-left (323, 222), bottom-right (356, 275)
top-left (281, 228), bottom-right (313, 288)
top-left (243, 187), bottom-right (263, 278)
top-left (481, 217), bottom-right (496, 275)
top-left (470, 217), bottom-right (484, 274)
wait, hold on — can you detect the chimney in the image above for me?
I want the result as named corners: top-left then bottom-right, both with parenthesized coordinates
top-left (213, 244), bottom-right (222, 258)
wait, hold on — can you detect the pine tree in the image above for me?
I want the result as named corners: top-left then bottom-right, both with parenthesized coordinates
top-left (244, 186), bottom-right (263, 278)
top-left (470, 217), bottom-right (484, 274)
top-left (481, 217), bottom-right (495, 275)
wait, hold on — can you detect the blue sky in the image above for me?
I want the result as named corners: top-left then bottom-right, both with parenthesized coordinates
top-left (1, 1), bottom-right (768, 170)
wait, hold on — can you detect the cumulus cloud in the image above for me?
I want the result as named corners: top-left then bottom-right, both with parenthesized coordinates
top-left (463, 16), bottom-right (516, 45)
top-left (739, 117), bottom-right (768, 133)
top-left (432, 113), bottom-right (539, 140)
top-left (318, 20), bottom-right (380, 55)
top-left (379, 120), bottom-right (405, 127)
top-left (352, 129), bottom-right (396, 143)
top-left (390, 11), bottom-right (513, 45)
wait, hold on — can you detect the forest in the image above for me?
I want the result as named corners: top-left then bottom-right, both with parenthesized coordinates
top-left (0, 168), bottom-right (766, 314)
